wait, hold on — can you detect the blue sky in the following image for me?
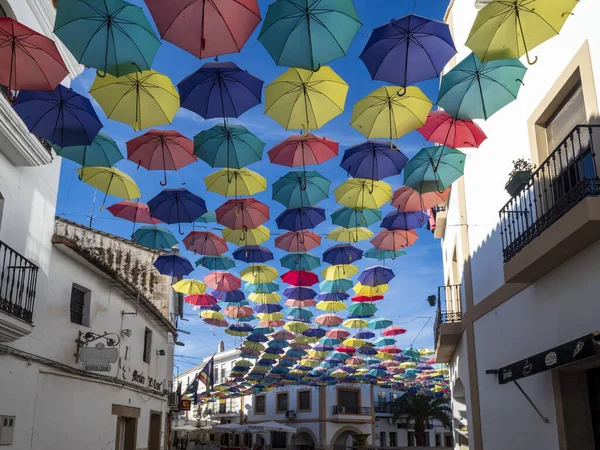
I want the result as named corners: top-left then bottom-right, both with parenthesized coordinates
top-left (56, 0), bottom-right (449, 372)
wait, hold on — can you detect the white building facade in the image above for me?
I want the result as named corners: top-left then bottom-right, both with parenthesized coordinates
top-left (434, 1), bottom-right (600, 450)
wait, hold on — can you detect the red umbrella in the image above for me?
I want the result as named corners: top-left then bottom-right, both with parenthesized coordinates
top-left (326, 328), bottom-right (350, 339)
top-left (0, 17), bottom-right (68, 100)
top-left (184, 294), bottom-right (217, 306)
top-left (418, 111), bottom-right (487, 149)
top-left (281, 270), bottom-right (319, 287)
top-left (315, 314), bottom-right (344, 327)
top-left (391, 186), bottom-right (451, 212)
top-left (426, 357), bottom-right (436, 364)
top-left (145, 0), bottom-right (261, 59)
top-left (336, 345), bottom-right (356, 354)
top-left (107, 200), bottom-right (161, 236)
top-left (285, 299), bottom-right (317, 308)
top-left (371, 230), bottom-right (418, 252)
top-left (204, 272), bottom-right (241, 291)
top-left (184, 231), bottom-right (228, 255)
top-left (351, 295), bottom-right (384, 302)
top-left (382, 326), bottom-right (407, 337)
top-left (216, 198), bottom-right (269, 230)
top-left (127, 129), bottom-right (197, 186)
top-left (268, 133), bottom-right (339, 168)
top-left (275, 231), bottom-right (321, 252)
top-left (380, 345), bottom-right (403, 354)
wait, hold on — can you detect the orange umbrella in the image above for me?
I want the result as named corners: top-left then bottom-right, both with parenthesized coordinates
top-left (370, 229), bottom-right (418, 251)
top-left (391, 186), bottom-right (450, 212)
top-left (275, 230), bottom-right (321, 252)
top-left (315, 314), bottom-right (343, 327)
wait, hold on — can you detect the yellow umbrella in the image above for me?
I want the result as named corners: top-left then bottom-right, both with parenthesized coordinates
top-left (294, 335), bottom-right (317, 344)
top-left (322, 264), bottom-right (359, 280)
top-left (316, 301), bottom-right (346, 312)
top-left (172, 279), bottom-right (206, 295)
top-left (256, 312), bottom-right (284, 321)
top-left (334, 178), bottom-right (392, 209)
top-left (222, 226), bottom-right (270, 246)
top-left (248, 292), bottom-right (282, 304)
top-left (89, 70), bottom-right (179, 131)
top-left (350, 86), bottom-right (432, 141)
top-left (400, 362), bottom-right (417, 369)
top-left (200, 310), bottom-right (224, 320)
top-left (77, 167), bottom-right (141, 209)
top-left (261, 353), bottom-right (281, 361)
top-left (331, 369), bottom-right (348, 378)
top-left (243, 341), bottom-right (265, 351)
top-left (376, 351), bottom-right (394, 360)
top-left (419, 348), bottom-right (435, 356)
top-left (241, 264), bottom-right (278, 283)
top-left (265, 66), bottom-right (349, 132)
top-left (343, 318), bottom-right (368, 329)
top-left (353, 282), bottom-right (389, 296)
top-left (205, 168), bottom-right (267, 197)
top-left (285, 321), bottom-right (310, 333)
top-left (307, 350), bottom-right (328, 358)
top-left (343, 338), bottom-right (365, 347)
top-left (326, 226), bottom-right (374, 243)
top-left (298, 359), bottom-right (319, 368)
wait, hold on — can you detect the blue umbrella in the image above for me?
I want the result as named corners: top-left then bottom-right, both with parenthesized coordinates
top-left (179, 62), bottom-right (263, 119)
top-left (341, 141), bottom-right (408, 181)
top-left (303, 327), bottom-right (326, 338)
top-left (358, 346), bottom-right (378, 356)
top-left (213, 290), bottom-right (245, 303)
top-left (251, 327), bottom-right (275, 335)
top-left (331, 207), bottom-right (382, 228)
top-left (196, 255), bottom-right (236, 270)
top-left (194, 123), bottom-right (265, 169)
top-left (254, 304), bottom-right (283, 314)
top-left (245, 282), bottom-right (280, 294)
top-left (283, 308), bottom-right (314, 322)
top-left (153, 254), bottom-right (193, 276)
top-left (200, 304), bottom-right (221, 312)
top-left (132, 226), bottom-right (177, 250)
top-left (374, 337), bottom-right (396, 347)
top-left (321, 360), bottom-right (342, 369)
top-left (316, 292), bottom-right (350, 301)
top-left (323, 244), bottom-right (364, 265)
top-left (360, 14), bottom-right (456, 93)
top-left (381, 211), bottom-right (429, 231)
top-left (319, 337), bottom-right (341, 346)
top-left (368, 318), bottom-right (393, 330)
top-left (276, 207), bottom-right (326, 231)
top-left (265, 347), bottom-right (285, 354)
top-left (280, 252), bottom-right (321, 271)
top-left (268, 339), bottom-right (289, 349)
top-left (230, 323), bottom-right (254, 333)
top-left (233, 245), bottom-right (274, 263)
top-left (219, 300), bottom-right (249, 307)
top-left (314, 343), bottom-right (334, 352)
top-left (148, 188), bottom-right (207, 234)
top-left (329, 351), bottom-right (350, 361)
top-left (14, 85), bottom-right (103, 147)
top-left (355, 330), bottom-right (375, 339)
top-left (358, 266), bottom-right (395, 287)
top-left (257, 358), bottom-right (276, 366)
top-left (319, 279), bottom-right (353, 293)
top-left (364, 248), bottom-right (406, 260)
top-left (247, 333), bottom-right (269, 343)
top-left (283, 287), bottom-right (317, 300)
top-left (286, 348), bottom-right (307, 358)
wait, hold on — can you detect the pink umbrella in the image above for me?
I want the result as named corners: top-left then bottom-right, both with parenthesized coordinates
top-left (268, 133), bottom-right (339, 168)
top-left (417, 110), bottom-right (487, 149)
top-left (224, 306), bottom-right (253, 318)
top-left (107, 200), bottom-right (161, 236)
top-left (184, 231), bottom-right (228, 255)
top-left (203, 318), bottom-right (228, 327)
top-left (426, 357), bottom-right (436, 364)
top-left (216, 198), bottom-right (270, 230)
top-left (315, 314), bottom-right (343, 327)
top-left (380, 345), bottom-right (403, 354)
top-left (204, 272), bottom-right (241, 291)
top-left (326, 328), bottom-right (350, 339)
top-left (382, 326), bottom-right (407, 337)
top-left (127, 129), bottom-right (197, 186)
top-left (275, 231), bottom-right (321, 252)
top-left (285, 299), bottom-right (317, 308)
top-left (184, 294), bottom-right (217, 306)
top-left (290, 342), bottom-right (311, 350)
top-left (371, 230), bottom-right (419, 252)
top-left (258, 319), bottom-right (285, 328)
top-left (145, 0), bottom-right (261, 59)
top-left (391, 186), bottom-right (451, 212)
top-left (271, 330), bottom-right (295, 340)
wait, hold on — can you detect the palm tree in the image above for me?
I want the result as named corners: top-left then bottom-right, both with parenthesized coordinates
top-left (392, 393), bottom-right (452, 446)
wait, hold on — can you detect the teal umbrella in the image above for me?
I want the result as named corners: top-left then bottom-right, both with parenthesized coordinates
top-left (319, 279), bottom-right (353, 294)
top-left (280, 253), bottom-right (321, 271)
top-left (245, 282), bottom-right (280, 294)
top-left (284, 307), bottom-right (314, 321)
top-left (347, 303), bottom-right (377, 318)
top-left (272, 171), bottom-right (331, 208)
top-left (196, 211), bottom-right (217, 223)
top-left (196, 255), bottom-right (236, 271)
top-left (331, 207), bottom-right (381, 228)
top-left (132, 226), bottom-right (177, 250)
top-left (53, 132), bottom-right (123, 174)
top-left (194, 124), bottom-right (265, 169)
top-left (367, 318), bottom-right (393, 330)
top-left (374, 337), bottom-right (396, 346)
top-left (438, 53), bottom-right (527, 121)
top-left (403, 347), bottom-right (421, 359)
top-left (259, 0), bottom-right (362, 71)
top-left (54, 0), bottom-right (161, 77)
top-left (364, 248), bottom-right (406, 260)
top-left (404, 146), bottom-right (465, 194)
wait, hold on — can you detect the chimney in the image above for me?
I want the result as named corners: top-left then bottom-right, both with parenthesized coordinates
top-left (218, 340), bottom-right (225, 353)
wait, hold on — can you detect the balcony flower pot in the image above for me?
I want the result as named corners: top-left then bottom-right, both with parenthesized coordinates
top-left (505, 170), bottom-right (532, 197)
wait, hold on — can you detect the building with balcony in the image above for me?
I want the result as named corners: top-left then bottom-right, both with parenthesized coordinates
top-left (433, 1), bottom-right (600, 449)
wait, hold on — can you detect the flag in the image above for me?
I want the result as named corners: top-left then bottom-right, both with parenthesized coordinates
top-left (184, 375), bottom-right (199, 404)
top-left (198, 354), bottom-right (215, 395)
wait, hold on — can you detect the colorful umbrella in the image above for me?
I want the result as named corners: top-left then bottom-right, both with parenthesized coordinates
top-left (214, 290), bottom-right (246, 303)
top-left (216, 198), bottom-right (270, 230)
top-left (315, 314), bottom-right (344, 327)
top-left (322, 244), bottom-right (364, 265)
top-left (222, 226), bottom-right (270, 246)
top-left (145, 0), bottom-right (260, 59)
top-left (196, 211), bottom-right (217, 223)
top-left (364, 248), bottom-right (406, 260)
top-left (403, 146), bottom-right (465, 193)
top-left (259, 0), bottom-right (361, 71)
top-left (272, 171), bottom-right (331, 208)
top-left (268, 134), bottom-right (338, 169)
top-left (107, 201), bottom-right (160, 227)
top-left (326, 227), bottom-right (374, 243)
top-left (275, 231), bottom-right (321, 252)
top-left (90, 70), bottom-right (179, 131)
top-left (381, 211), bottom-right (429, 231)
top-left (331, 207), bottom-right (382, 229)
top-left (172, 279), bottom-right (206, 295)
top-left (275, 207), bottom-right (326, 231)
top-left (77, 167), bottom-right (141, 208)
top-left (281, 271), bottom-right (319, 287)
top-left (54, 132), bottom-right (123, 175)
top-left (241, 265), bottom-right (279, 284)
top-left (418, 111), bottom-right (487, 149)
top-left (353, 283), bottom-right (389, 297)
top-left (437, 53), bottom-right (527, 121)
top-left (334, 179), bottom-right (392, 210)
top-left (132, 226), bottom-right (177, 249)
top-left (391, 186), bottom-right (450, 212)
top-left (148, 188), bottom-right (207, 233)
top-left (14, 85), bottom-right (102, 147)
top-left (196, 256), bottom-right (236, 271)
top-left (283, 287), bottom-right (317, 300)
top-left (194, 124), bottom-right (265, 169)
top-left (204, 272), bottom-right (238, 290)
top-left (246, 282), bottom-right (280, 294)
top-left (358, 266), bottom-right (395, 287)
top-left (360, 14), bottom-right (455, 91)
top-left (265, 67), bottom-right (349, 132)
top-left (0, 17), bottom-right (68, 98)
top-left (383, 326), bottom-right (407, 337)
top-left (285, 299), bottom-right (317, 308)
top-left (316, 292), bottom-right (349, 301)
top-left (224, 306), bottom-right (254, 319)
top-left (316, 301), bottom-right (346, 312)
top-left (319, 278), bottom-right (353, 293)
top-left (205, 168), bottom-right (267, 197)
top-left (184, 231), bottom-right (228, 256)
top-left (233, 246), bottom-right (274, 264)
top-left (341, 141), bottom-right (408, 181)
top-left (283, 307), bottom-right (314, 322)
top-left (154, 254), bottom-right (194, 276)
top-left (185, 293), bottom-right (217, 306)
top-left (347, 302), bottom-right (377, 318)
top-left (280, 253), bottom-right (321, 271)
top-left (285, 321), bottom-right (310, 333)
top-left (322, 265), bottom-right (359, 280)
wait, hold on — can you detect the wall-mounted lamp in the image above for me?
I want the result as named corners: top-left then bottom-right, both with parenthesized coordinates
top-left (121, 329), bottom-right (132, 337)
top-left (175, 341), bottom-right (185, 347)
top-left (156, 349), bottom-right (166, 356)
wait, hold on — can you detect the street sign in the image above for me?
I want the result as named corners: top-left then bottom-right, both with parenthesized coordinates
top-left (83, 363), bottom-right (112, 372)
top-left (80, 343), bottom-right (119, 363)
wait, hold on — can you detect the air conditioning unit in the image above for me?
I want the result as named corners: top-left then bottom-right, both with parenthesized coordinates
top-left (337, 406), bottom-right (346, 414)
top-left (285, 411), bottom-right (296, 419)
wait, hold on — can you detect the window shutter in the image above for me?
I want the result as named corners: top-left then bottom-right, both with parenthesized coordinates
top-left (545, 83), bottom-right (586, 151)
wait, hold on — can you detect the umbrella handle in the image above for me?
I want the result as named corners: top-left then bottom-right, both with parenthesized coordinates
top-left (396, 86), bottom-right (407, 97)
top-left (7, 90), bottom-right (17, 103)
top-left (96, 70), bottom-right (107, 78)
top-left (526, 53), bottom-right (538, 65)
top-left (298, 232), bottom-right (305, 244)
top-left (516, 78), bottom-right (525, 86)
top-left (160, 169), bottom-right (167, 186)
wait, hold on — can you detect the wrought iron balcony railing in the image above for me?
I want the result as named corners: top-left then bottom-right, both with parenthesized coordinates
top-left (433, 285), bottom-right (462, 349)
top-left (332, 405), bottom-right (371, 415)
top-left (0, 240), bottom-right (38, 323)
top-left (500, 125), bottom-right (600, 262)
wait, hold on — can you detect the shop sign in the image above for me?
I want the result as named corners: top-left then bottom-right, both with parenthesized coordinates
top-left (83, 363), bottom-right (111, 372)
top-left (179, 399), bottom-right (192, 411)
top-left (80, 342), bottom-right (119, 364)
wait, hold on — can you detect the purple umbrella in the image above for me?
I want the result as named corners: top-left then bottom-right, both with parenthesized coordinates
top-left (283, 287), bottom-right (317, 300)
top-left (13, 84), bottom-right (103, 147)
top-left (213, 290), bottom-right (245, 303)
top-left (276, 207), bottom-right (326, 231)
top-left (355, 330), bottom-right (375, 339)
top-left (303, 327), bottom-right (326, 338)
top-left (254, 303), bottom-right (283, 313)
top-left (233, 245), bottom-right (274, 263)
top-left (178, 62), bottom-right (263, 119)
top-left (381, 211), bottom-right (428, 231)
top-left (148, 188), bottom-right (207, 234)
top-left (358, 266), bottom-right (395, 287)
top-left (341, 141), bottom-right (408, 181)
top-left (323, 244), bottom-right (364, 265)
top-left (316, 292), bottom-right (350, 301)
top-left (153, 254), bottom-right (193, 276)
top-left (360, 14), bottom-right (456, 93)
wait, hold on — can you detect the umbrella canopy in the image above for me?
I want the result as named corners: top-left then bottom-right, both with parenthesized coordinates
top-left (196, 256), bottom-right (236, 271)
top-left (179, 62), bottom-right (263, 119)
top-left (90, 70), bottom-right (179, 131)
top-left (132, 226), bottom-right (177, 250)
top-left (233, 246), bottom-right (274, 264)
top-left (0, 17), bottom-right (68, 96)
top-left (127, 129), bottom-right (196, 186)
top-left (216, 198), bottom-right (270, 230)
top-left (265, 66), bottom-right (349, 131)
top-left (77, 167), bottom-right (141, 207)
top-left (205, 168), bottom-right (267, 197)
top-left (154, 254), bottom-right (194, 276)
top-left (283, 287), bottom-right (317, 300)
top-left (280, 253), bottom-right (321, 271)
top-left (195, 124), bottom-right (265, 169)
top-left (322, 265), bottom-right (359, 280)
top-left (222, 226), bottom-right (270, 246)
top-left (184, 231), bottom-right (229, 255)
top-left (275, 231), bottom-right (321, 252)
top-left (341, 141), bottom-right (408, 181)
top-left (315, 314), bottom-right (344, 327)
top-left (319, 278), bottom-right (353, 293)
top-left (259, 0), bottom-right (361, 71)
top-left (350, 86), bottom-right (432, 140)
top-left (347, 302), bottom-right (377, 318)
top-left (54, 132), bottom-right (123, 171)
top-left (334, 179), bottom-right (392, 210)
top-left (331, 207), bottom-right (382, 229)
top-left (241, 265), bottom-right (279, 284)
top-left (466, 0), bottom-right (578, 64)
top-left (54, 0), bottom-right (160, 77)
top-left (275, 207), bottom-right (326, 231)
top-left (360, 14), bottom-right (455, 90)
top-left (392, 186), bottom-right (451, 212)
top-left (358, 266), bottom-right (395, 287)
top-left (107, 201), bottom-right (160, 225)
top-left (437, 53), bottom-right (527, 121)
top-left (364, 248), bottom-right (406, 260)
top-left (224, 306), bottom-right (254, 319)
top-left (172, 279), bottom-right (206, 295)
top-left (283, 307), bottom-right (313, 322)
top-left (145, 0), bottom-right (260, 59)
top-left (286, 299), bottom-right (317, 308)
top-left (326, 227), bottom-right (374, 243)
top-left (196, 211), bottom-right (216, 223)
top-left (418, 111), bottom-right (487, 149)
top-left (246, 282), bottom-right (280, 294)
top-left (381, 211), bottom-right (429, 231)
top-left (316, 301), bottom-right (346, 312)
top-left (215, 290), bottom-right (246, 303)
top-left (185, 294), bottom-right (217, 306)
top-left (148, 188), bottom-right (207, 232)
top-left (14, 85), bottom-right (102, 147)
top-left (285, 321), bottom-right (310, 333)
top-left (316, 292), bottom-right (349, 301)
top-left (353, 282), bottom-right (389, 297)
top-left (352, 295), bottom-right (383, 302)
top-left (403, 146), bottom-right (466, 193)
top-left (383, 326), bottom-right (407, 337)
top-left (269, 134), bottom-right (338, 168)
top-left (272, 171), bottom-right (331, 208)
top-left (323, 244), bottom-right (364, 265)
top-left (281, 271), bottom-right (319, 287)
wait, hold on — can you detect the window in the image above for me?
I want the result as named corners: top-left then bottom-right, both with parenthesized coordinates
top-left (70, 284), bottom-right (90, 326)
top-left (379, 432), bottom-right (386, 446)
top-left (445, 435), bottom-right (454, 447)
top-left (337, 389), bottom-right (359, 413)
top-left (0, 415), bottom-right (14, 445)
top-left (271, 431), bottom-right (287, 449)
top-left (255, 395), bottom-right (266, 414)
top-left (214, 367), bottom-right (219, 382)
top-left (436, 433), bottom-right (442, 447)
top-left (143, 327), bottom-right (152, 363)
top-left (219, 401), bottom-right (226, 414)
top-left (407, 431), bottom-right (415, 447)
top-left (276, 392), bottom-right (288, 413)
top-left (377, 391), bottom-right (386, 406)
top-left (298, 390), bottom-right (311, 411)
top-left (545, 82), bottom-right (586, 152)
top-left (389, 432), bottom-right (397, 447)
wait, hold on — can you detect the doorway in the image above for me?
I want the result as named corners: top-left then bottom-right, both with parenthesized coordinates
top-left (115, 417), bottom-right (137, 450)
top-left (148, 412), bottom-right (162, 450)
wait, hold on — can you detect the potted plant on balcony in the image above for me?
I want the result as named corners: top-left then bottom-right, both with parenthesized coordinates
top-left (427, 295), bottom-right (437, 307)
top-left (505, 158), bottom-right (535, 196)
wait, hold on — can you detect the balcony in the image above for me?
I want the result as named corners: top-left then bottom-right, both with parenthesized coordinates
top-left (433, 285), bottom-right (462, 364)
top-left (374, 402), bottom-right (394, 414)
top-left (500, 125), bottom-right (600, 283)
top-left (332, 405), bottom-right (372, 415)
top-left (0, 240), bottom-right (38, 341)
top-left (432, 205), bottom-right (447, 239)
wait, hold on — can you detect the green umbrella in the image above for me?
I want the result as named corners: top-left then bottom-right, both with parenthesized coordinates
top-left (331, 207), bottom-right (381, 228)
top-left (196, 211), bottom-right (217, 223)
top-left (367, 318), bottom-right (393, 330)
top-left (437, 53), bottom-right (527, 121)
top-left (404, 146), bottom-right (465, 194)
top-left (194, 124), bottom-right (265, 169)
top-left (319, 278), bottom-right (353, 294)
top-left (132, 225), bottom-right (177, 250)
top-left (54, 0), bottom-right (161, 77)
top-left (280, 253), bottom-right (321, 271)
top-left (196, 255), bottom-right (236, 271)
top-left (364, 248), bottom-right (406, 260)
top-left (53, 132), bottom-right (123, 175)
top-left (347, 302), bottom-right (377, 318)
top-left (272, 171), bottom-right (330, 208)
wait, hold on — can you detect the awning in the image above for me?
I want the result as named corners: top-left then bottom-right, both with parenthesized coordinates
top-left (247, 421), bottom-right (297, 433)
